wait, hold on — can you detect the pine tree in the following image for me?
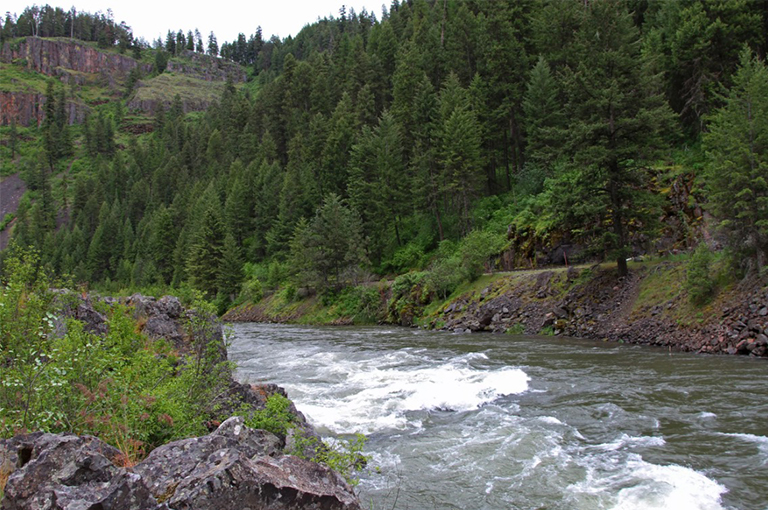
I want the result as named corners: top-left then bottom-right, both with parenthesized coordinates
top-left (207, 31), bottom-right (218, 57)
top-left (187, 204), bottom-right (226, 298)
top-left (218, 232), bottom-right (244, 303)
top-left (546, 0), bottom-right (676, 278)
top-left (522, 56), bottom-right (565, 173)
top-left (289, 194), bottom-right (368, 290)
top-left (704, 48), bottom-right (768, 269)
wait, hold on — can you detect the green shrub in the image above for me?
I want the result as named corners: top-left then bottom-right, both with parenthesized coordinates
top-left (240, 276), bottom-right (264, 303)
top-left (243, 394), bottom-right (295, 438)
top-left (686, 245), bottom-right (716, 305)
top-left (0, 247), bottom-right (231, 464)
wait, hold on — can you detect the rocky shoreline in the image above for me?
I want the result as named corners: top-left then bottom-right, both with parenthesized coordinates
top-left (0, 294), bottom-right (361, 509)
top-left (426, 265), bottom-right (768, 358)
top-left (226, 263), bottom-right (768, 358)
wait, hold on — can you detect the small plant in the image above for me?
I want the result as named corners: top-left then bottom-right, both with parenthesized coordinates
top-left (506, 323), bottom-right (525, 335)
top-left (288, 432), bottom-right (370, 487)
top-left (243, 394), bottom-right (295, 438)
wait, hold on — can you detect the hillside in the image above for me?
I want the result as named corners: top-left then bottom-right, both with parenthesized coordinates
top-left (0, 1), bottom-right (767, 342)
top-left (0, 36), bottom-right (245, 128)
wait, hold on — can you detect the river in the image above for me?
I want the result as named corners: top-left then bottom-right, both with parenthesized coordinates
top-left (229, 323), bottom-right (768, 510)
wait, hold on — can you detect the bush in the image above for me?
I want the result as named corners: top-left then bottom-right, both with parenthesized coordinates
top-left (288, 432), bottom-right (370, 487)
top-left (686, 245), bottom-right (716, 305)
top-left (240, 276), bottom-right (263, 303)
top-left (0, 247), bottom-right (232, 464)
top-left (243, 393), bottom-right (295, 438)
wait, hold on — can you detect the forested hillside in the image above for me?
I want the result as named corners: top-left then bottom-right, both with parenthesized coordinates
top-left (2, 0), bottom-right (768, 314)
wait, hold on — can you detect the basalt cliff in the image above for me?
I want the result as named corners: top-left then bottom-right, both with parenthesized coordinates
top-left (0, 37), bottom-right (246, 127)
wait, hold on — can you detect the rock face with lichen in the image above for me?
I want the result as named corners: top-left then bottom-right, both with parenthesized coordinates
top-left (0, 37), bottom-right (247, 127)
top-left (1, 37), bottom-right (151, 82)
top-left (0, 417), bottom-right (361, 510)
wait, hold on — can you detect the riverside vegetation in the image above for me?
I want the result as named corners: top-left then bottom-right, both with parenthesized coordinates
top-left (0, 247), bottom-right (369, 505)
top-left (2, 0), bottom-right (768, 504)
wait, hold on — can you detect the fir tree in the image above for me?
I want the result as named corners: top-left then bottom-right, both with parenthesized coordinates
top-left (704, 48), bottom-right (768, 269)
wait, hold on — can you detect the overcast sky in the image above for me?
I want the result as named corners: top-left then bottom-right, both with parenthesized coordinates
top-left (4, 0), bottom-right (380, 44)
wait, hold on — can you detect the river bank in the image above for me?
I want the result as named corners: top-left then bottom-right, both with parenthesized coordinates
top-left (0, 291), bottom-right (361, 509)
top-left (224, 260), bottom-right (768, 358)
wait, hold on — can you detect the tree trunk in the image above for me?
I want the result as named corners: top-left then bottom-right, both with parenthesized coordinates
top-left (616, 256), bottom-right (628, 278)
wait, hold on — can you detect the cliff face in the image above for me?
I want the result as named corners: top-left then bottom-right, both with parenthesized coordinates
top-left (0, 90), bottom-right (87, 127)
top-left (0, 38), bottom-right (246, 126)
top-left (1, 37), bottom-right (151, 85)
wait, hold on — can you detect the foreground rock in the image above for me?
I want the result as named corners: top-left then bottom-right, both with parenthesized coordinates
top-left (0, 418), bottom-right (361, 510)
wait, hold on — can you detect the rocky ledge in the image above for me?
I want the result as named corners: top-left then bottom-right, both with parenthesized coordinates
top-left (0, 293), bottom-right (361, 509)
top-left (0, 417), bottom-right (360, 510)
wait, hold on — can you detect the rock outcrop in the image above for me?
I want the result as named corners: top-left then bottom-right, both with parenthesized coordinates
top-left (3, 291), bottom-right (360, 508)
top-left (0, 417), bottom-right (361, 510)
top-left (1, 37), bottom-right (151, 85)
top-left (0, 90), bottom-right (87, 127)
top-left (428, 265), bottom-right (768, 357)
top-left (0, 37), bottom-right (247, 125)
top-left (165, 50), bottom-right (246, 83)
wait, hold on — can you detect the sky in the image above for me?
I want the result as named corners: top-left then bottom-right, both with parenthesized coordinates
top-left (4, 0), bottom-right (380, 44)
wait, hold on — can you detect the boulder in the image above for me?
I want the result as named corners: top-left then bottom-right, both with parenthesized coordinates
top-left (134, 417), bottom-right (360, 510)
top-left (156, 296), bottom-right (183, 319)
top-left (143, 313), bottom-right (184, 347)
top-left (1, 419), bottom-right (361, 510)
top-left (0, 433), bottom-right (163, 510)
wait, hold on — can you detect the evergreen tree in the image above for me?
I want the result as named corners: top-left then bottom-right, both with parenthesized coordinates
top-left (522, 56), bottom-right (565, 173)
top-left (186, 203), bottom-right (226, 298)
top-left (289, 194), bottom-right (368, 290)
top-left (217, 232), bottom-right (244, 303)
top-left (207, 31), bottom-right (219, 57)
top-left (704, 48), bottom-right (768, 269)
top-left (545, 0), bottom-right (676, 278)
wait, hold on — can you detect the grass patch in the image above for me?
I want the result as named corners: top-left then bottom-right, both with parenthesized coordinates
top-left (0, 62), bottom-right (50, 93)
top-left (132, 73), bottom-right (226, 107)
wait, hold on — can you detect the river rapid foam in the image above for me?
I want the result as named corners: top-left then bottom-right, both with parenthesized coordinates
top-left (230, 323), bottom-right (766, 510)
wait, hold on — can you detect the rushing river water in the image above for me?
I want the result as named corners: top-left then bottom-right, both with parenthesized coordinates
top-left (229, 323), bottom-right (768, 510)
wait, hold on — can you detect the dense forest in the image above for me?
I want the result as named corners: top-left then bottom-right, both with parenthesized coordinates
top-left (2, 0), bottom-right (768, 313)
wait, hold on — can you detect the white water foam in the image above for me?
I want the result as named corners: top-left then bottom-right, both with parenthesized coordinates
top-left (567, 439), bottom-right (726, 510)
top-left (597, 434), bottom-right (666, 451)
top-left (609, 459), bottom-right (727, 510)
top-left (290, 349), bottom-right (529, 434)
top-left (719, 432), bottom-right (768, 461)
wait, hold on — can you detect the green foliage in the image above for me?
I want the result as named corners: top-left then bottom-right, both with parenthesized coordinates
top-left (242, 393), bottom-right (295, 438)
top-left (704, 48), bottom-right (768, 270)
top-left (289, 194), bottom-right (368, 291)
top-left (686, 245), bottom-right (716, 305)
top-left (0, 247), bottom-right (231, 463)
top-left (537, 0), bottom-right (677, 277)
top-left (0, 214), bottom-right (15, 232)
top-left (288, 432), bottom-right (370, 487)
top-left (5, 0), bottom-right (768, 313)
